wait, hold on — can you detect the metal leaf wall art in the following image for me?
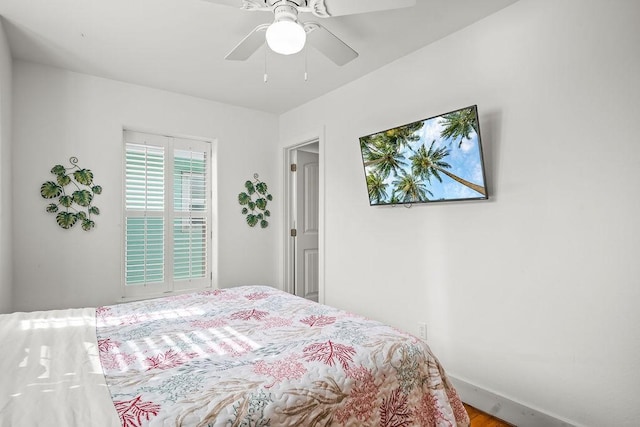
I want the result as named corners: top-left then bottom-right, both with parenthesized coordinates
top-left (40, 157), bottom-right (102, 231)
top-left (238, 173), bottom-right (272, 228)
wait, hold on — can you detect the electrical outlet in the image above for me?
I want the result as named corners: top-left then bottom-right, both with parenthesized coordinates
top-left (418, 322), bottom-right (427, 340)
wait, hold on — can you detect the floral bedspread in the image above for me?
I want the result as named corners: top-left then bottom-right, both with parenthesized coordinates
top-left (96, 286), bottom-right (469, 427)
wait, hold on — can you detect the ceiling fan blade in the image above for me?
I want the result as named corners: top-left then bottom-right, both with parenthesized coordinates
top-left (305, 23), bottom-right (358, 66)
top-left (200, 0), bottom-right (244, 7)
top-left (225, 24), bottom-right (269, 60)
top-left (201, 0), bottom-right (272, 11)
top-left (311, 0), bottom-right (415, 17)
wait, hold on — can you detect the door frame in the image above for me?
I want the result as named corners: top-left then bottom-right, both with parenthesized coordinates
top-left (283, 132), bottom-right (325, 303)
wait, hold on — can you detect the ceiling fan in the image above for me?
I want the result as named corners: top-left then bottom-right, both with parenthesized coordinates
top-left (203, 0), bottom-right (416, 66)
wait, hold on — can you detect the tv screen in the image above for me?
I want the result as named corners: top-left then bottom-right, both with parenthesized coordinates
top-left (359, 105), bottom-right (488, 206)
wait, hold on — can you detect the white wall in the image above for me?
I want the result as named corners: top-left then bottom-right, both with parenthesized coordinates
top-left (0, 20), bottom-right (12, 314)
top-left (12, 61), bottom-right (279, 312)
top-left (279, 0), bottom-right (640, 425)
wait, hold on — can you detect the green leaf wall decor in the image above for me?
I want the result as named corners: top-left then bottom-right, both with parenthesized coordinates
top-left (238, 173), bottom-right (272, 228)
top-left (40, 157), bottom-right (102, 231)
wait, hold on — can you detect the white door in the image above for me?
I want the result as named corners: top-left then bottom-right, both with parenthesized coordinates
top-left (294, 149), bottom-right (319, 301)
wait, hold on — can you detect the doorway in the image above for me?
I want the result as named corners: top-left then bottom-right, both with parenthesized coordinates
top-left (284, 140), bottom-right (320, 302)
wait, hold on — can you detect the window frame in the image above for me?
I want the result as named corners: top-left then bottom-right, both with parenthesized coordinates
top-left (122, 130), bottom-right (215, 299)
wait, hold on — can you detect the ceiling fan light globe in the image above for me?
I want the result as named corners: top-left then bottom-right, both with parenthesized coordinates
top-left (266, 20), bottom-right (306, 55)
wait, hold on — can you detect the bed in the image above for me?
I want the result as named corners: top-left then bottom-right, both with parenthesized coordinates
top-left (1, 285), bottom-right (469, 426)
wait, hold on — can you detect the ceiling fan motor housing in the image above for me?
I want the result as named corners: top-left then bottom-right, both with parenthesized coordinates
top-left (272, 2), bottom-right (301, 22)
top-left (242, 1), bottom-right (329, 18)
top-left (266, 0), bottom-right (306, 8)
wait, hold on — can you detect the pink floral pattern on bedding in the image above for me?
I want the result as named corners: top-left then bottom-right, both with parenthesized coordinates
top-left (96, 286), bottom-right (469, 427)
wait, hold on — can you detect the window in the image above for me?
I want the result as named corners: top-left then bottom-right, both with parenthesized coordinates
top-left (123, 130), bottom-right (213, 298)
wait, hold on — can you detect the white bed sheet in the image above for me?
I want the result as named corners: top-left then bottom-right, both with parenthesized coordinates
top-left (0, 308), bottom-right (120, 426)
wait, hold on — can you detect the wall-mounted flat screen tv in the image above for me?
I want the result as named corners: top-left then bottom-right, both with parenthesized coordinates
top-left (359, 105), bottom-right (488, 206)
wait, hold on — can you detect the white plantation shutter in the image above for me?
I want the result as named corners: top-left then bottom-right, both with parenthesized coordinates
top-left (123, 130), bottom-right (213, 297)
top-left (125, 217), bottom-right (164, 284)
top-left (125, 144), bottom-right (164, 211)
top-left (173, 148), bottom-right (207, 282)
top-left (171, 140), bottom-right (210, 290)
top-left (125, 143), bottom-right (165, 286)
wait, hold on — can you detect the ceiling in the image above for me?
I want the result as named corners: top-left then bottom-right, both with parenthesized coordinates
top-left (0, 0), bottom-right (517, 114)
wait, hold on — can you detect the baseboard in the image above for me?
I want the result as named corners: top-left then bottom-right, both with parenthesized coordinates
top-left (449, 376), bottom-right (579, 427)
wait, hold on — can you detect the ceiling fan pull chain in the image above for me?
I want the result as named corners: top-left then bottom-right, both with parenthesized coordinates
top-left (304, 44), bottom-right (308, 81)
top-left (264, 45), bottom-right (268, 83)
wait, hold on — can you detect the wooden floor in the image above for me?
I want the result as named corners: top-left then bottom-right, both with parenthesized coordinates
top-left (464, 403), bottom-right (515, 427)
